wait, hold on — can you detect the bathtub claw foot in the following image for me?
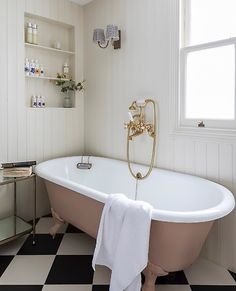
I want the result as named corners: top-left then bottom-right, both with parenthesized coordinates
top-left (49, 208), bottom-right (65, 238)
top-left (142, 262), bottom-right (168, 291)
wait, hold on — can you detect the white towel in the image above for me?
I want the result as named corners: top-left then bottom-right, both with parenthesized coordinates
top-left (92, 193), bottom-right (153, 291)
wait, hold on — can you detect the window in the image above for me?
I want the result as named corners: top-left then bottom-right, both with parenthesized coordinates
top-left (180, 0), bottom-right (236, 129)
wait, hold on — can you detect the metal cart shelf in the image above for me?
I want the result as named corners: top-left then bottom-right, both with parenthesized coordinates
top-left (0, 171), bottom-right (36, 246)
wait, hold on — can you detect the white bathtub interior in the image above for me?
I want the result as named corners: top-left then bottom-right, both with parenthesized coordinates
top-left (36, 156), bottom-right (235, 223)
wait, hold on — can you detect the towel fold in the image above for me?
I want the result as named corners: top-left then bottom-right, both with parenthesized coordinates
top-left (92, 193), bottom-right (153, 291)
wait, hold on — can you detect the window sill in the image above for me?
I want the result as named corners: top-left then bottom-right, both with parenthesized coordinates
top-left (171, 125), bottom-right (236, 140)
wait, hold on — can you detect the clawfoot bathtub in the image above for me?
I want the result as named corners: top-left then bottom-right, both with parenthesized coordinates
top-left (36, 156), bottom-right (235, 290)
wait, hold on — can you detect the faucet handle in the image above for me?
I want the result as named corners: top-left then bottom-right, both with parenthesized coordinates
top-left (136, 99), bottom-right (146, 107)
top-left (124, 122), bottom-right (129, 129)
top-left (128, 111), bottom-right (134, 122)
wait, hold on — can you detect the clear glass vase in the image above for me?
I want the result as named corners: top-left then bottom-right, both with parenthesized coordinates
top-left (63, 91), bottom-right (72, 108)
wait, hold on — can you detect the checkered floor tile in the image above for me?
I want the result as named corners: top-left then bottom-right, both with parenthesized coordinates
top-left (0, 216), bottom-right (236, 290)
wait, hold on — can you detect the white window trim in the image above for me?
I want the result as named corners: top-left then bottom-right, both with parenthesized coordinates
top-left (180, 38), bottom-right (236, 130)
top-left (169, 0), bottom-right (236, 139)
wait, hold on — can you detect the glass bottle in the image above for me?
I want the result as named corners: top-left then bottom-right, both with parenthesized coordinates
top-left (41, 96), bottom-right (46, 108)
top-left (30, 59), bottom-right (35, 76)
top-left (63, 63), bottom-right (69, 79)
top-left (31, 96), bottom-right (37, 108)
top-left (26, 22), bottom-right (33, 43)
top-left (64, 91), bottom-right (72, 108)
top-left (35, 60), bottom-right (40, 77)
top-left (25, 58), bottom-right (30, 76)
top-left (32, 24), bottom-right (38, 44)
top-left (36, 95), bottom-right (42, 108)
top-left (40, 64), bottom-right (44, 77)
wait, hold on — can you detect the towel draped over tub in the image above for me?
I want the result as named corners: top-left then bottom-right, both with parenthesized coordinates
top-left (92, 193), bottom-right (153, 291)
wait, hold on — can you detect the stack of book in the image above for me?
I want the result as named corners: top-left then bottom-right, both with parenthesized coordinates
top-left (1, 161), bottom-right (36, 178)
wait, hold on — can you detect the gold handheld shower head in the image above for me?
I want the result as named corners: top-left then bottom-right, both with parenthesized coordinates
top-left (125, 99), bottom-right (157, 180)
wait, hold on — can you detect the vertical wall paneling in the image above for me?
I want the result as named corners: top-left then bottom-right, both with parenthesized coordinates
top-left (219, 144), bottom-right (233, 189)
top-left (0, 0), bottom-right (8, 164)
top-left (218, 144), bottom-right (234, 267)
top-left (0, 0), bottom-right (12, 220)
top-left (43, 111), bottom-right (52, 160)
top-left (206, 143), bottom-right (219, 182)
top-left (233, 145), bottom-right (236, 270)
top-left (195, 142), bottom-right (207, 178)
top-left (84, 0), bottom-right (236, 272)
top-left (184, 140), bottom-right (195, 175)
top-left (173, 138), bottom-right (186, 172)
top-left (0, 0), bottom-right (84, 220)
top-left (17, 0), bottom-right (28, 161)
top-left (7, 0), bottom-right (18, 162)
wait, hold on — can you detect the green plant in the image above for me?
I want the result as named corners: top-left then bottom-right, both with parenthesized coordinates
top-left (55, 73), bottom-right (84, 93)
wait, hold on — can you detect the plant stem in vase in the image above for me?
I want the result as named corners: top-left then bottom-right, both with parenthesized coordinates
top-left (64, 91), bottom-right (72, 108)
top-left (55, 73), bottom-right (85, 108)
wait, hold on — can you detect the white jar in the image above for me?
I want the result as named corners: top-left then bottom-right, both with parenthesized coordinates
top-left (26, 22), bottom-right (33, 43)
top-left (25, 58), bottom-right (30, 76)
top-left (32, 24), bottom-right (38, 44)
top-left (31, 95), bottom-right (37, 108)
top-left (40, 64), bottom-right (44, 77)
top-left (36, 95), bottom-right (42, 108)
top-left (54, 41), bottom-right (61, 50)
top-left (41, 96), bottom-right (45, 108)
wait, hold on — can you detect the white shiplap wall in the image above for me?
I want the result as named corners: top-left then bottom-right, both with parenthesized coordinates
top-left (171, 136), bottom-right (236, 270)
top-left (84, 0), bottom-right (236, 271)
top-left (0, 0), bottom-right (84, 220)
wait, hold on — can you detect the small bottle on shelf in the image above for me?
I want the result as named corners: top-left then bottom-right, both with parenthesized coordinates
top-left (25, 58), bottom-right (30, 76)
top-left (26, 22), bottom-right (33, 43)
top-left (32, 24), bottom-right (38, 45)
top-left (30, 59), bottom-right (35, 76)
top-left (41, 96), bottom-right (46, 108)
top-left (35, 60), bottom-right (40, 77)
top-left (31, 95), bottom-right (37, 108)
top-left (36, 95), bottom-right (42, 108)
top-left (40, 64), bottom-right (44, 77)
top-left (63, 63), bottom-right (69, 79)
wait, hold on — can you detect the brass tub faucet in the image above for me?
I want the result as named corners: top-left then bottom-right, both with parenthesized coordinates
top-left (125, 99), bottom-right (157, 180)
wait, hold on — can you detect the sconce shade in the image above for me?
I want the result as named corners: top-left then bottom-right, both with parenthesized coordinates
top-left (93, 28), bottom-right (106, 44)
top-left (106, 25), bottom-right (119, 41)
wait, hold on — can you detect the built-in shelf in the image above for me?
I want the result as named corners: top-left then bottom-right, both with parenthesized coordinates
top-left (25, 12), bottom-right (76, 108)
top-left (25, 75), bottom-right (70, 81)
top-left (28, 107), bottom-right (76, 111)
top-left (25, 43), bottom-right (75, 55)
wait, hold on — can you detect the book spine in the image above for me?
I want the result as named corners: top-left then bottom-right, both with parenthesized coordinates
top-left (1, 161), bottom-right (36, 168)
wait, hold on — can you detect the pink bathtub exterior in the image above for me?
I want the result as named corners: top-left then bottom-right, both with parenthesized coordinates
top-left (45, 180), bottom-right (213, 273)
top-left (35, 156), bottom-right (235, 289)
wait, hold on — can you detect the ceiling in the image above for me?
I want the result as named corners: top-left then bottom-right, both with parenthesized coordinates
top-left (70, 0), bottom-right (93, 5)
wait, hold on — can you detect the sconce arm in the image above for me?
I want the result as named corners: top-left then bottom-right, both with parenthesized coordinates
top-left (98, 41), bottom-right (110, 49)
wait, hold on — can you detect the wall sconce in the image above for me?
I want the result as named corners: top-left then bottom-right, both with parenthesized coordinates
top-left (93, 25), bottom-right (121, 49)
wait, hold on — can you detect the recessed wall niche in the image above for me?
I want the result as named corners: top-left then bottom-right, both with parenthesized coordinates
top-left (24, 13), bottom-right (76, 108)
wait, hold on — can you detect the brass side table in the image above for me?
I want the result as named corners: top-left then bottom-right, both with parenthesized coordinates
top-left (0, 171), bottom-right (36, 246)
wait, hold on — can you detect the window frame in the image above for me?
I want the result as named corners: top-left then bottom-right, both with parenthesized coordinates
top-left (179, 0), bottom-right (236, 131)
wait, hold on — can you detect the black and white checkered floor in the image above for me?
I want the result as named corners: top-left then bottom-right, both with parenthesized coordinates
top-left (0, 216), bottom-right (236, 291)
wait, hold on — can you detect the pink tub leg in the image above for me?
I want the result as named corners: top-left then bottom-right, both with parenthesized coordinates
top-left (49, 208), bottom-right (65, 238)
top-left (142, 262), bottom-right (168, 291)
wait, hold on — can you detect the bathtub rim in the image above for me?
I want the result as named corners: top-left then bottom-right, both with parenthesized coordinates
top-left (35, 156), bottom-right (235, 223)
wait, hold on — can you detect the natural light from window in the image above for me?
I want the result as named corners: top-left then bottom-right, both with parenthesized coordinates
top-left (185, 45), bottom-right (235, 120)
top-left (180, 0), bottom-right (236, 128)
top-left (189, 0), bottom-right (236, 45)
